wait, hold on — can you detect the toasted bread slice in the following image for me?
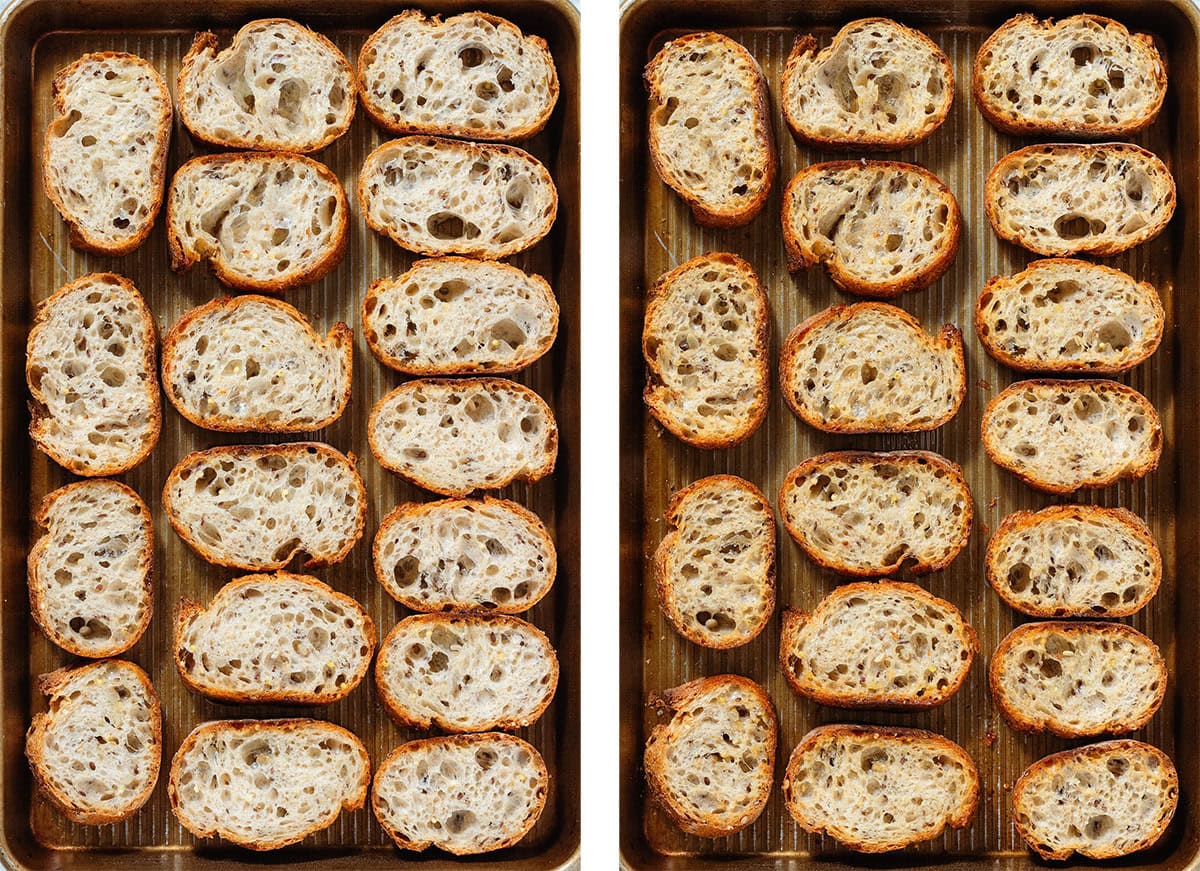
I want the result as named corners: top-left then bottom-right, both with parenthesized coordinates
top-left (780, 302), bottom-right (965, 432)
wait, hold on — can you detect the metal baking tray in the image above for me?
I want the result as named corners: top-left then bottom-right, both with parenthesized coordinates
top-left (619, 1), bottom-right (1199, 868)
top-left (0, 1), bottom-right (579, 868)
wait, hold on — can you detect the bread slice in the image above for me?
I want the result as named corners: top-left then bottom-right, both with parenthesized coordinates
top-left (162, 442), bottom-right (366, 570)
top-left (28, 480), bottom-right (153, 658)
top-left (642, 253), bottom-right (769, 448)
top-left (168, 718), bottom-right (369, 850)
top-left (779, 451), bottom-right (973, 577)
top-left (991, 621), bottom-right (1165, 738)
top-left (357, 11), bottom-right (558, 141)
top-left (780, 302), bottom-right (965, 433)
top-left (977, 259), bottom-right (1164, 373)
top-left (782, 161), bottom-right (960, 298)
top-left (167, 152), bottom-right (348, 292)
top-left (26, 660), bottom-right (161, 824)
top-left (373, 497), bottom-right (555, 613)
top-left (1013, 740), bottom-right (1177, 860)
top-left (372, 733), bottom-right (547, 854)
top-left (174, 572), bottom-right (375, 704)
top-left (26, 273), bottom-right (161, 476)
top-left (644, 32), bottom-right (776, 228)
top-left (644, 675), bottom-right (776, 838)
top-left (177, 19), bottom-right (355, 153)
top-left (974, 14), bottom-right (1166, 138)
top-left (782, 19), bottom-right (953, 150)
top-left (368, 377), bottom-right (557, 497)
top-left (653, 475), bottom-right (775, 649)
top-left (987, 504), bottom-right (1160, 618)
top-left (162, 295), bottom-right (352, 432)
top-left (43, 52), bottom-right (171, 255)
top-left (981, 379), bottom-right (1162, 493)
top-left (781, 581), bottom-right (977, 709)
top-left (363, 257), bottom-right (558, 375)
top-left (375, 612), bottom-right (557, 731)
top-left (985, 143), bottom-right (1175, 257)
top-left (358, 136), bottom-right (557, 259)
top-left (782, 724), bottom-right (979, 852)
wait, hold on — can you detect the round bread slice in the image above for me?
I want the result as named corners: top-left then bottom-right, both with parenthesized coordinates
top-left (372, 733), bottom-right (548, 854)
top-left (990, 621), bottom-right (1165, 738)
top-left (28, 480), bottom-right (153, 658)
top-left (373, 497), bottom-right (555, 613)
top-left (643, 674), bottom-right (776, 838)
top-left (375, 612), bottom-right (558, 731)
top-left (981, 379), bottom-right (1162, 493)
top-left (783, 724), bottom-right (979, 852)
top-left (26, 660), bottom-right (161, 824)
top-left (781, 581), bottom-right (976, 708)
top-left (780, 302), bottom-right (965, 433)
top-left (653, 475), bottom-right (775, 649)
top-left (977, 259), bottom-right (1164, 373)
top-left (987, 504), bottom-right (1161, 618)
top-left (1013, 740), bottom-right (1177, 860)
top-left (779, 451), bottom-right (973, 577)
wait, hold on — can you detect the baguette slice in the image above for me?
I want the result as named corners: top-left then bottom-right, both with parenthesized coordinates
top-left (167, 152), bottom-right (348, 292)
top-left (981, 379), bottom-right (1162, 493)
top-left (177, 19), bottom-right (355, 153)
top-left (26, 660), bottom-right (161, 824)
top-left (974, 15), bottom-right (1166, 138)
top-left (162, 442), bottom-right (366, 570)
top-left (359, 136), bottom-right (557, 259)
top-left (644, 32), bottom-right (776, 227)
top-left (644, 675), bottom-right (776, 838)
top-left (985, 143), bottom-right (1175, 257)
top-left (372, 733), bottom-right (548, 854)
top-left (782, 19), bottom-right (953, 150)
top-left (363, 257), bottom-right (558, 375)
top-left (642, 253), bottom-right (769, 448)
top-left (1013, 740), bottom-right (1177, 860)
top-left (174, 572), bottom-right (375, 704)
top-left (987, 504), bottom-right (1160, 617)
top-left (373, 497), bottom-right (555, 613)
top-left (781, 581), bottom-right (976, 708)
top-left (782, 161), bottom-right (960, 298)
top-left (28, 480), bottom-right (153, 658)
top-left (991, 621), bottom-right (1165, 738)
top-left (43, 52), bottom-right (171, 255)
top-left (168, 718), bottom-right (369, 850)
top-left (357, 11), bottom-right (559, 141)
top-left (783, 724), bottom-right (979, 852)
top-left (653, 475), bottom-right (775, 649)
top-left (368, 377), bottom-right (557, 497)
top-left (375, 612), bottom-right (558, 732)
top-left (779, 451), bottom-right (973, 577)
top-left (162, 295), bottom-right (352, 432)
top-left (780, 302), bottom-right (965, 433)
top-left (977, 259), bottom-right (1164, 373)
top-left (27, 273), bottom-right (161, 476)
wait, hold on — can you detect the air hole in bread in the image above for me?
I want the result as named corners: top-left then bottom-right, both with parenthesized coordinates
top-left (1071, 44), bottom-right (1096, 66)
top-left (498, 66), bottom-right (515, 92)
top-left (1054, 215), bottom-right (1093, 239)
top-left (1109, 68), bottom-right (1126, 89)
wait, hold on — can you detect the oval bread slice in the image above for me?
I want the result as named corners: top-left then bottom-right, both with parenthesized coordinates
top-left (985, 143), bottom-right (1175, 257)
top-left (987, 504), bottom-right (1160, 618)
top-left (363, 257), bottom-right (558, 375)
top-left (781, 581), bottom-right (976, 708)
top-left (644, 675), bottom-right (776, 838)
top-left (991, 621), bottom-right (1165, 738)
top-left (372, 733), bottom-right (548, 854)
top-left (783, 724), bottom-right (979, 852)
top-left (977, 259), bottom-right (1164, 373)
top-left (779, 451), bottom-right (973, 577)
top-left (981, 379), bottom-right (1162, 493)
top-left (1013, 740), bottom-right (1177, 860)
top-left (780, 302), bottom-right (965, 433)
